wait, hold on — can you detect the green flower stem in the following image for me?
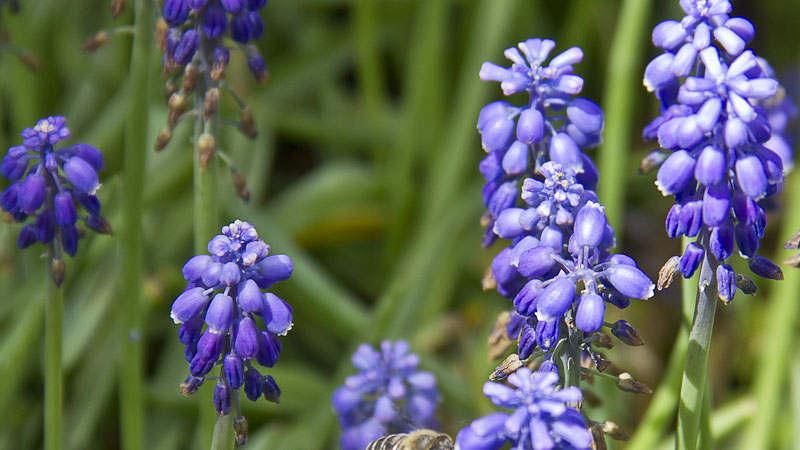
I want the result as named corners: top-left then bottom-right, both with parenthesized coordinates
top-left (677, 241), bottom-right (719, 450)
top-left (120, 2), bottom-right (154, 450)
top-left (44, 249), bottom-right (63, 450)
top-left (655, 396), bottom-right (756, 450)
top-left (627, 236), bottom-right (697, 450)
top-left (739, 171), bottom-right (800, 450)
top-left (597, 0), bottom-right (653, 236)
top-left (210, 414), bottom-right (233, 450)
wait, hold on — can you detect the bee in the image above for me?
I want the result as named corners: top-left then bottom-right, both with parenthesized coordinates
top-left (365, 430), bottom-right (454, 450)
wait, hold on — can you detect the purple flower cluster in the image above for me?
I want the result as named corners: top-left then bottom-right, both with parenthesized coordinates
top-left (0, 116), bottom-right (108, 279)
top-left (455, 367), bottom-right (591, 450)
top-left (478, 38), bottom-right (603, 247)
top-left (643, 0), bottom-right (789, 296)
top-left (161, 0), bottom-right (267, 82)
top-left (331, 340), bottom-right (439, 450)
top-left (170, 220), bottom-right (293, 436)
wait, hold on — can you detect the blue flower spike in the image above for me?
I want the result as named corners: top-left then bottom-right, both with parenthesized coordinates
top-left (171, 219), bottom-right (293, 446)
top-left (0, 116), bottom-right (110, 286)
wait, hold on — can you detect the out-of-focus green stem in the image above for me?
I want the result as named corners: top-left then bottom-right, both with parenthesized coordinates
top-left (597, 0), bottom-right (653, 236)
top-left (739, 171), bottom-right (800, 450)
top-left (209, 414), bottom-right (233, 450)
top-left (677, 244), bottom-right (719, 450)
top-left (120, 2), bottom-right (153, 450)
top-left (655, 396), bottom-right (756, 450)
top-left (44, 251), bottom-right (63, 450)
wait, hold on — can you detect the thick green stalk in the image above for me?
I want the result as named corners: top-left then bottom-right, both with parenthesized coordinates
top-left (627, 236), bottom-right (696, 450)
top-left (739, 171), bottom-right (800, 450)
top-left (44, 251), bottom-right (63, 450)
top-left (597, 0), bottom-right (653, 235)
top-left (120, 2), bottom-right (153, 450)
top-left (209, 414), bottom-right (233, 450)
top-left (676, 244), bottom-right (719, 450)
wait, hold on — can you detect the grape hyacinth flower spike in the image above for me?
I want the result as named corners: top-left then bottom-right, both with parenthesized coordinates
top-left (332, 340), bottom-right (440, 450)
top-left (155, 0), bottom-right (267, 201)
top-left (477, 38), bottom-right (604, 247)
top-left (643, 0), bottom-right (791, 302)
top-left (170, 220), bottom-right (293, 446)
top-left (1, 116), bottom-right (110, 285)
top-left (456, 367), bottom-right (592, 450)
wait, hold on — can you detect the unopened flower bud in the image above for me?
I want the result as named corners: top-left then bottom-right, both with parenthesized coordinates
top-left (736, 274), bottom-right (757, 295)
top-left (213, 383), bottom-right (230, 415)
top-left (198, 133), bottom-right (216, 171)
top-left (211, 47), bottom-right (230, 82)
top-left (232, 170), bottom-right (250, 203)
top-left (602, 420), bottom-right (629, 441)
top-left (616, 372), bottom-right (652, 394)
top-left (785, 229), bottom-right (800, 250)
top-left (489, 353), bottom-right (522, 381)
top-left (180, 375), bottom-right (204, 396)
top-left (154, 128), bottom-right (172, 151)
top-left (748, 255), bottom-right (784, 280)
top-left (262, 375), bottom-right (281, 403)
top-left (639, 150), bottom-right (668, 174)
top-left (182, 64), bottom-right (198, 93)
top-left (86, 214), bottom-right (113, 235)
top-left (155, 18), bottom-right (169, 53)
top-left (110, 0), bottom-right (126, 18)
top-left (234, 416), bottom-right (248, 446)
top-left (203, 88), bottom-right (220, 122)
top-left (51, 257), bottom-right (65, 287)
top-left (240, 107), bottom-right (257, 139)
top-left (167, 93), bottom-right (187, 128)
top-left (163, 79), bottom-right (178, 104)
top-left (82, 30), bottom-right (110, 52)
top-left (611, 320), bottom-right (645, 346)
top-left (717, 264), bottom-right (737, 304)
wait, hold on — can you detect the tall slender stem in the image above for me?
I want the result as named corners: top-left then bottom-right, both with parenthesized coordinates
top-left (676, 245), bottom-right (719, 450)
top-left (44, 249), bottom-right (63, 450)
top-left (120, 2), bottom-right (153, 450)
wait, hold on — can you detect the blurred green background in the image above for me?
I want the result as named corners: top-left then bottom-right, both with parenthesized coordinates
top-left (0, 0), bottom-right (798, 448)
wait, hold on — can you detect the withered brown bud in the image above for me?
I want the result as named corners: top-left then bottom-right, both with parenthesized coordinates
top-left (658, 256), bottom-right (681, 291)
top-left (180, 376), bottom-right (203, 396)
top-left (616, 372), bottom-right (652, 395)
top-left (51, 258), bottom-right (66, 287)
top-left (167, 93), bottom-right (187, 129)
top-left (234, 417), bottom-right (248, 446)
top-left (110, 0), bottom-right (126, 18)
top-left (590, 331), bottom-right (614, 349)
top-left (203, 88), bottom-right (220, 122)
top-left (82, 30), bottom-right (110, 52)
top-left (232, 170), bottom-right (250, 203)
top-left (489, 353), bottom-right (522, 381)
top-left (638, 150), bottom-right (667, 174)
top-left (736, 274), bottom-right (757, 295)
top-left (198, 133), bottom-right (216, 171)
top-left (601, 421), bottom-right (629, 441)
top-left (487, 311), bottom-right (513, 361)
top-left (88, 216), bottom-right (114, 235)
top-left (163, 79), bottom-right (178, 103)
top-left (154, 128), bottom-right (172, 152)
top-left (783, 252), bottom-right (800, 268)
top-left (155, 18), bottom-right (169, 54)
top-left (590, 425), bottom-right (607, 450)
top-left (785, 229), bottom-right (800, 250)
top-left (480, 210), bottom-right (492, 228)
top-left (182, 64), bottom-right (198, 94)
top-left (481, 264), bottom-right (497, 291)
top-left (239, 107), bottom-right (257, 139)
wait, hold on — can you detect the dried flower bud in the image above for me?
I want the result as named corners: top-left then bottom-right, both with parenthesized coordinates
top-left (82, 30), bottom-right (110, 52)
top-left (180, 375), bottom-right (204, 396)
top-left (601, 421), bottom-right (629, 441)
top-left (232, 170), bottom-right (250, 202)
top-left (51, 257), bottom-right (65, 287)
top-left (736, 274), bottom-right (757, 295)
top-left (590, 425), bottom-right (607, 450)
top-left (785, 229), bottom-right (800, 250)
top-left (240, 107), bottom-right (257, 139)
top-left (163, 79), bottom-right (178, 104)
top-left (658, 256), bottom-right (680, 290)
top-left (198, 133), bottom-right (216, 171)
top-left (86, 215), bottom-right (113, 235)
top-left (611, 320), bottom-right (645, 346)
top-left (594, 356), bottom-right (611, 373)
top-left (482, 264), bottom-right (497, 291)
top-left (489, 353), bottom-right (522, 381)
top-left (783, 252), bottom-right (800, 268)
top-left (154, 128), bottom-right (172, 152)
top-left (590, 331), bottom-right (614, 349)
top-left (487, 311), bottom-right (513, 361)
top-left (204, 88), bottom-right (220, 122)
top-left (616, 372), bottom-right (652, 395)
top-left (234, 416), bottom-right (248, 446)
top-left (110, 0), bottom-right (126, 18)
top-left (167, 93), bottom-right (187, 129)
top-left (182, 64), bottom-right (198, 94)
top-left (155, 18), bottom-right (169, 53)
top-left (638, 150), bottom-right (667, 174)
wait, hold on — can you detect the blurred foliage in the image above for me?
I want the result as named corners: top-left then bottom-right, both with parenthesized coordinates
top-left (0, 0), bottom-right (798, 449)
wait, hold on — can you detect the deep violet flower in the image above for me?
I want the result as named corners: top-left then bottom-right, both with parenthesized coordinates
top-left (171, 219), bottom-right (293, 446)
